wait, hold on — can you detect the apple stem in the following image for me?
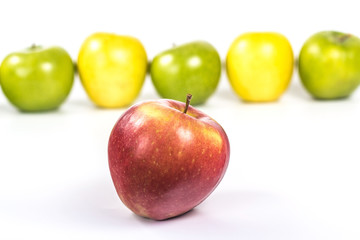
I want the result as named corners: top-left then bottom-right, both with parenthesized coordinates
top-left (339, 34), bottom-right (351, 43)
top-left (183, 94), bottom-right (192, 114)
top-left (31, 43), bottom-right (37, 49)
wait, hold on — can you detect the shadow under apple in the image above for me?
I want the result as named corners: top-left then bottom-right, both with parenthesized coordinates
top-left (58, 180), bottom-right (320, 240)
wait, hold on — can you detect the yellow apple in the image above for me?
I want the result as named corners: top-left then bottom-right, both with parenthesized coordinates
top-left (78, 33), bottom-right (147, 108)
top-left (226, 32), bottom-right (294, 102)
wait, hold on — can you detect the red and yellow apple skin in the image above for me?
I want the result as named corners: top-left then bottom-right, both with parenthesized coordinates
top-left (108, 99), bottom-right (230, 220)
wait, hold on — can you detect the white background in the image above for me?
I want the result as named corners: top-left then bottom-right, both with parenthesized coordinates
top-left (1, 0), bottom-right (360, 239)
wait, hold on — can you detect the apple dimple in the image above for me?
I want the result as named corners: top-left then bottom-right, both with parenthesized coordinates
top-left (134, 99), bottom-right (212, 123)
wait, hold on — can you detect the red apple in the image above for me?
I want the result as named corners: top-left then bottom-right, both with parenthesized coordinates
top-left (108, 95), bottom-right (230, 220)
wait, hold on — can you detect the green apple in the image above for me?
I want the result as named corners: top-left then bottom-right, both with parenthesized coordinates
top-left (0, 45), bottom-right (74, 112)
top-left (150, 41), bottom-right (221, 105)
top-left (299, 31), bottom-right (360, 99)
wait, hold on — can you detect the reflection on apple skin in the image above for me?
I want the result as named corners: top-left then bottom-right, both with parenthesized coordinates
top-left (108, 99), bottom-right (230, 220)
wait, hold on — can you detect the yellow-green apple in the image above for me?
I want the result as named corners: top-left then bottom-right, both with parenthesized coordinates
top-left (108, 95), bottom-right (230, 220)
top-left (77, 33), bottom-right (147, 108)
top-left (226, 32), bottom-right (294, 102)
top-left (150, 41), bottom-right (221, 105)
top-left (298, 31), bottom-right (360, 99)
top-left (0, 45), bottom-right (74, 112)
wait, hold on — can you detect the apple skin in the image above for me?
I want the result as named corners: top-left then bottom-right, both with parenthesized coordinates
top-left (150, 41), bottom-right (221, 105)
top-left (298, 31), bottom-right (360, 99)
top-left (0, 45), bottom-right (74, 112)
top-left (108, 98), bottom-right (230, 220)
top-left (226, 32), bottom-right (294, 102)
top-left (78, 33), bottom-right (147, 108)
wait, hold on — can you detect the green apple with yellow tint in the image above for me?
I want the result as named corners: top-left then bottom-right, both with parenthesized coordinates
top-left (299, 31), bottom-right (360, 99)
top-left (150, 41), bottom-right (221, 105)
top-left (78, 32), bottom-right (147, 108)
top-left (0, 45), bottom-right (74, 112)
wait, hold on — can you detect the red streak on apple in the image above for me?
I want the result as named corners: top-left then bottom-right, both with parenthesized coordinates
top-left (108, 99), bottom-right (230, 220)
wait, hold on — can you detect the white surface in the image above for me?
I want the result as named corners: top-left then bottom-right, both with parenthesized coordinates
top-left (1, 0), bottom-right (360, 239)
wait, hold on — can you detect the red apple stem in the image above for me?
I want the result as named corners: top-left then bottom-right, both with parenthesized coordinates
top-left (183, 94), bottom-right (192, 114)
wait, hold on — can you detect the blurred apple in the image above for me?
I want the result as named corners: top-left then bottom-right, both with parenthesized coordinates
top-left (78, 33), bottom-right (147, 108)
top-left (226, 32), bottom-right (294, 102)
top-left (0, 45), bottom-right (74, 112)
top-left (298, 31), bottom-right (360, 99)
top-left (150, 41), bottom-right (221, 105)
top-left (108, 95), bottom-right (230, 220)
